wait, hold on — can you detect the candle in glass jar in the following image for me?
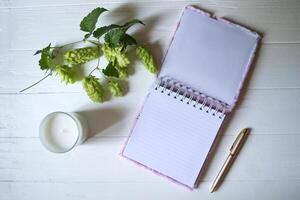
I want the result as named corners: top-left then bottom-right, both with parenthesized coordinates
top-left (39, 112), bottom-right (88, 153)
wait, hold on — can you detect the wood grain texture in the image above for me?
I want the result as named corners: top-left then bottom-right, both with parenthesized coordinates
top-left (1, 180), bottom-right (299, 200)
top-left (1, 0), bottom-right (300, 199)
top-left (1, 135), bottom-right (299, 181)
top-left (1, 89), bottom-right (300, 138)
top-left (1, 44), bottom-right (300, 93)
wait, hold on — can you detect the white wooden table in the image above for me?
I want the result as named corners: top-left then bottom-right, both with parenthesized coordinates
top-left (1, 0), bottom-right (300, 199)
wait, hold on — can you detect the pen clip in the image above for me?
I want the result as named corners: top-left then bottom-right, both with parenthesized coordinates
top-left (230, 128), bottom-right (249, 153)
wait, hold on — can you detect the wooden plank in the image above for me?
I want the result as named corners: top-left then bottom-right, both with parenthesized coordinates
top-left (0, 86), bottom-right (149, 138)
top-left (2, 1), bottom-right (300, 51)
top-left (0, 180), bottom-right (300, 200)
top-left (5, 0), bottom-right (300, 8)
top-left (249, 44), bottom-right (300, 89)
top-left (0, 134), bottom-right (299, 182)
top-left (0, 89), bottom-right (300, 138)
top-left (1, 2), bottom-right (300, 93)
top-left (0, 0), bottom-right (9, 8)
top-left (1, 44), bottom-right (300, 93)
top-left (0, 183), bottom-right (10, 200)
top-left (0, 46), bottom-right (159, 93)
top-left (0, 8), bottom-right (9, 56)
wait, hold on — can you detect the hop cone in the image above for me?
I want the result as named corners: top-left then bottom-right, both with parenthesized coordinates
top-left (136, 46), bottom-right (157, 73)
top-left (64, 47), bottom-right (99, 65)
top-left (115, 65), bottom-right (128, 79)
top-left (82, 75), bottom-right (104, 103)
top-left (108, 80), bottom-right (123, 97)
top-left (102, 44), bottom-right (129, 68)
top-left (56, 65), bottom-right (76, 84)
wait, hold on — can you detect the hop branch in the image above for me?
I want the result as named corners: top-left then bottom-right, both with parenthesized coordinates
top-left (20, 7), bottom-right (158, 103)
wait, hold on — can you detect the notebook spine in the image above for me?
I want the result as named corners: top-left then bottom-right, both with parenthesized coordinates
top-left (155, 77), bottom-right (227, 119)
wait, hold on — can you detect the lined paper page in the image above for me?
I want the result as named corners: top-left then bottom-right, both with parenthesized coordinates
top-left (122, 88), bottom-right (224, 188)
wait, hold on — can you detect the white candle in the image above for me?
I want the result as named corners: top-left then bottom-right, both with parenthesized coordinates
top-left (39, 112), bottom-right (88, 153)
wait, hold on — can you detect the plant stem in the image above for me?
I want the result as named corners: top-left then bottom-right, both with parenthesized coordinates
top-left (95, 46), bottom-right (101, 68)
top-left (86, 40), bottom-right (101, 47)
top-left (88, 67), bottom-right (100, 76)
top-left (19, 73), bottom-right (52, 93)
top-left (50, 40), bottom-right (100, 51)
top-left (88, 45), bottom-right (102, 76)
top-left (55, 40), bottom-right (84, 49)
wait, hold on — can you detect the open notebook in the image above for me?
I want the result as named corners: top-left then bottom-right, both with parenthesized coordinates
top-left (121, 6), bottom-right (260, 189)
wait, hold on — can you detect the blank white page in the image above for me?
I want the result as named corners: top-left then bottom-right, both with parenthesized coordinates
top-left (159, 6), bottom-right (259, 106)
top-left (122, 88), bottom-right (224, 188)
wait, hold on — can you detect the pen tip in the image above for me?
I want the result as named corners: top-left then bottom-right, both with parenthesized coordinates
top-left (243, 128), bottom-right (251, 134)
top-left (209, 187), bottom-right (215, 193)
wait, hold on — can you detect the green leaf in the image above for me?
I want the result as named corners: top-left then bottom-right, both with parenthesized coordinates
top-left (136, 45), bottom-right (157, 73)
top-left (104, 28), bottom-right (126, 47)
top-left (39, 53), bottom-right (50, 70)
top-left (107, 80), bottom-right (123, 97)
top-left (38, 43), bottom-right (53, 71)
top-left (93, 24), bottom-right (120, 39)
top-left (122, 19), bottom-right (145, 30)
top-left (34, 49), bottom-right (43, 55)
top-left (80, 7), bottom-right (108, 37)
top-left (120, 34), bottom-right (137, 47)
top-left (56, 65), bottom-right (76, 84)
top-left (103, 19), bottom-right (143, 47)
top-left (82, 75), bottom-right (104, 103)
top-left (84, 33), bottom-right (91, 39)
top-left (102, 62), bottom-right (119, 78)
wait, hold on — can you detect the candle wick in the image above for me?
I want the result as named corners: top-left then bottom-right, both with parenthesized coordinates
top-left (61, 129), bottom-right (68, 134)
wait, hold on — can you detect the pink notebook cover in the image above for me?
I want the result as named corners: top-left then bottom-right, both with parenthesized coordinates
top-left (121, 5), bottom-right (260, 189)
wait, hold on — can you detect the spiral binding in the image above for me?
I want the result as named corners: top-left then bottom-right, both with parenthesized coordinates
top-left (154, 77), bottom-right (227, 119)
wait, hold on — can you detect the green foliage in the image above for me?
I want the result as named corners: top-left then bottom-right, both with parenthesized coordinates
top-left (103, 19), bottom-right (144, 47)
top-left (64, 47), bottom-right (99, 65)
top-left (36, 43), bottom-right (54, 71)
top-left (120, 34), bottom-right (137, 47)
top-left (102, 62), bottom-right (119, 78)
top-left (56, 65), bottom-right (76, 84)
top-left (136, 46), bottom-right (157, 73)
top-left (107, 80), bottom-right (123, 97)
top-left (122, 19), bottom-right (145, 29)
top-left (80, 7), bottom-right (108, 39)
top-left (101, 43), bottom-right (129, 68)
top-left (82, 75), bottom-right (104, 102)
top-left (115, 65), bottom-right (128, 79)
top-left (23, 7), bottom-right (158, 103)
top-left (104, 28), bottom-right (126, 47)
top-left (93, 19), bottom-right (143, 42)
top-left (93, 24), bottom-right (120, 39)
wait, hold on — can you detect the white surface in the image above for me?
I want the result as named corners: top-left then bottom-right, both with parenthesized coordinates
top-left (160, 6), bottom-right (259, 106)
top-left (122, 87), bottom-right (224, 188)
top-left (0, 0), bottom-right (300, 199)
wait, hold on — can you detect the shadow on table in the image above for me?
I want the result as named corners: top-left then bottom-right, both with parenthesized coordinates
top-left (76, 106), bottom-right (126, 139)
top-left (72, 4), bottom-right (165, 143)
top-left (112, 2), bottom-right (165, 69)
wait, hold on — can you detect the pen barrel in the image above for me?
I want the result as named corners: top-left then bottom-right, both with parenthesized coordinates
top-left (210, 154), bottom-right (235, 191)
top-left (210, 129), bottom-right (250, 192)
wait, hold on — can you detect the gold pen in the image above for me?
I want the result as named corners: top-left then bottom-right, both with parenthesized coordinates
top-left (210, 128), bottom-right (250, 193)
